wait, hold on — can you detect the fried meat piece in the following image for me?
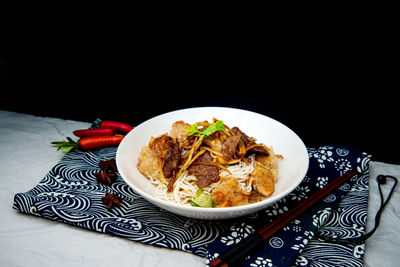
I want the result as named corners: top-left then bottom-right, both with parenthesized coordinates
top-left (149, 134), bottom-right (171, 159)
top-left (211, 176), bottom-right (252, 207)
top-left (169, 120), bottom-right (194, 149)
top-left (203, 134), bottom-right (223, 154)
top-left (137, 146), bottom-right (162, 180)
top-left (255, 146), bottom-right (277, 169)
top-left (250, 162), bottom-right (277, 197)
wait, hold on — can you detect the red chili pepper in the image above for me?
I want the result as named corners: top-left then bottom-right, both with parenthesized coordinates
top-left (73, 128), bottom-right (115, 138)
top-left (99, 121), bottom-right (134, 133)
top-left (78, 135), bottom-right (125, 151)
top-left (52, 136), bottom-right (124, 152)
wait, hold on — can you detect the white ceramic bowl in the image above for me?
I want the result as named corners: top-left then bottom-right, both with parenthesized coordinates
top-left (116, 107), bottom-right (309, 220)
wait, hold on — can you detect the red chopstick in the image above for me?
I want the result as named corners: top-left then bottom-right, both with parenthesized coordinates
top-left (210, 169), bottom-right (358, 267)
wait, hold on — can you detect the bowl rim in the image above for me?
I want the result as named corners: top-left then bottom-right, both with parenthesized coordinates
top-left (116, 106), bottom-right (309, 214)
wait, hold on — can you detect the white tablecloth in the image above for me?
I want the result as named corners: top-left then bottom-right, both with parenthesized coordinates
top-left (0, 111), bottom-right (398, 266)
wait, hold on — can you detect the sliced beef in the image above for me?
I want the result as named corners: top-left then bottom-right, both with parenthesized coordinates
top-left (190, 165), bottom-right (220, 187)
top-left (231, 126), bottom-right (270, 156)
top-left (231, 126), bottom-right (252, 146)
top-left (249, 144), bottom-right (270, 156)
top-left (188, 151), bottom-right (220, 187)
top-left (193, 149), bottom-right (214, 164)
top-left (221, 133), bottom-right (241, 160)
top-left (149, 133), bottom-right (181, 178)
top-left (162, 137), bottom-right (181, 178)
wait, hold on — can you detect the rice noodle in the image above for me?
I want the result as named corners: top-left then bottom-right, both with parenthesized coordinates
top-left (149, 154), bottom-right (256, 206)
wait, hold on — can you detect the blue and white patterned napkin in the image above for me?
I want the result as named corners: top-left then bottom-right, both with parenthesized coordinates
top-left (13, 145), bottom-right (370, 267)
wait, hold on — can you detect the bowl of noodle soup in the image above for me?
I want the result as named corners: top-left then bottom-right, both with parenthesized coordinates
top-left (116, 107), bottom-right (309, 220)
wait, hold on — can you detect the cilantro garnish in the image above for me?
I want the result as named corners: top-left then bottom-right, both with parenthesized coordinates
top-left (185, 120), bottom-right (224, 139)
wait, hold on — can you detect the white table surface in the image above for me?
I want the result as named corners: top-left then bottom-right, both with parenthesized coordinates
top-left (0, 111), bottom-right (398, 266)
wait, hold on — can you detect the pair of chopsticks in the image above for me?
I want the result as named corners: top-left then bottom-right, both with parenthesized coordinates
top-left (210, 169), bottom-right (358, 267)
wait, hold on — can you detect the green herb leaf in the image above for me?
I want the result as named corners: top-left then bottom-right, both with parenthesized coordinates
top-left (185, 123), bottom-right (199, 136)
top-left (51, 137), bottom-right (78, 153)
top-left (185, 120), bottom-right (225, 139)
top-left (190, 188), bottom-right (216, 208)
top-left (200, 120), bottom-right (224, 138)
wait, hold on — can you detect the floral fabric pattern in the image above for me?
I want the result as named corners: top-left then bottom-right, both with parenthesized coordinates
top-left (13, 145), bottom-right (371, 267)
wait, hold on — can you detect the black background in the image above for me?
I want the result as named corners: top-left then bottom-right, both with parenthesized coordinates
top-left (1, 23), bottom-right (398, 165)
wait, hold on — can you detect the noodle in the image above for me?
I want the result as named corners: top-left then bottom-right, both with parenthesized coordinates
top-left (149, 154), bottom-right (256, 206)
